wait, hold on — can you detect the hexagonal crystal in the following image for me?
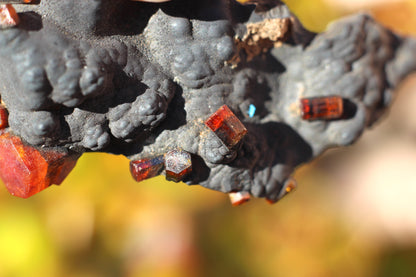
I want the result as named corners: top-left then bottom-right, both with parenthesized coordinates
top-left (164, 149), bottom-right (192, 182)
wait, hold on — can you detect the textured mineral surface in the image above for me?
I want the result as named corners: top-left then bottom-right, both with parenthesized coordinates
top-left (0, 0), bottom-right (415, 202)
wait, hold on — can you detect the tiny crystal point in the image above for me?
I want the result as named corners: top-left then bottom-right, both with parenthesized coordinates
top-left (0, 4), bottom-right (19, 29)
top-left (0, 132), bottom-right (80, 198)
top-left (229, 191), bottom-right (251, 206)
top-left (248, 104), bottom-right (256, 118)
top-left (130, 155), bottom-right (164, 182)
top-left (164, 149), bottom-right (192, 182)
top-left (266, 177), bottom-right (297, 204)
top-left (278, 177), bottom-right (297, 199)
top-left (300, 96), bottom-right (343, 120)
top-left (205, 105), bottom-right (248, 149)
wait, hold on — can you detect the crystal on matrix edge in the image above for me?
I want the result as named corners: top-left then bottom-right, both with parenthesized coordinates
top-left (0, 132), bottom-right (80, 198)
top-left (229, 191), bottom-right (251, 206)
top-left (164, 149), bottom-right (192, 182)
top-left (0, 4), bottom-right (19, 29)
top-left (205, 105), bottom-right (248, 149)
top-left (300, 96), bottom-right (344, 121)
top-left (130, 155), bottom-right (164, 182)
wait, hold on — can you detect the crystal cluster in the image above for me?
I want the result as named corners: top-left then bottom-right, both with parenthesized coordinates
top-left (0, 0), bottom-right (411, 206)
top-left (129, 149), bottom-right (192, 183)
top-left (300, 96), bottom-right (344, 121)
top-left (128, 104), bottom-right (296, 206)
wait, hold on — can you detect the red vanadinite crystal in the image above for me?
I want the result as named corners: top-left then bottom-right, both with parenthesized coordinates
top-left (164, 149), bottom-right (192, 182)
top-left (205, 105), bottom-right (248, 149)
top-left (300, 96), bottom-right (343, 120)
top-left (0, 132), bottom-right (80, 198)
top-left (0, 105), bottom-right (8, 129)
top-left (0, 4), bottom-right (20, 29)
top-left (129, 155), bottom-right (164, 182)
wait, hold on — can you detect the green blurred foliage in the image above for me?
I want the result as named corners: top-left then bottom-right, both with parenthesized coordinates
top-left (1, 1), bottom-right (416, 276)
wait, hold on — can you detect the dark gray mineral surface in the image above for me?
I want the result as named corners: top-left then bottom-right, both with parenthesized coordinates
top-left (1, 0), bottom-right (415, 201)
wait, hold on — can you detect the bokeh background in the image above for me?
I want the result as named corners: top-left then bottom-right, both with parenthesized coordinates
top-left (1, 0), bottom-right (416, 276)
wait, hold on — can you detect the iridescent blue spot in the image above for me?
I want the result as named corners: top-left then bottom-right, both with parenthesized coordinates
top-left (248, 104), bottom-right (256, 118)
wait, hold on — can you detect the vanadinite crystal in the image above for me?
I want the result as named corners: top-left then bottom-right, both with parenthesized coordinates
top-left (129, 155), bottom-right (164, 182)
top-left (0, 4), bottom-right (19, 29)
top-left (300, 96), bottom-right (344, 120)
top-left (229, 191), bottom-right (251, 206)
top-left (0, 105), bottom-right (8, 129)
top-left (0, 132), bottom-right (80, 198)
top-left (164, 149), bottom-right (192, 182)
top-left (205, 105), bottom-right (248, 149)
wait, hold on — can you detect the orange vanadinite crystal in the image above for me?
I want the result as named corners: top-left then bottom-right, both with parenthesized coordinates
top-left (0, 105), bottom-right (8, 129)
top-left (300, 96), bottom-right (344, 120)
top-left (229, 191), bottom-right (251, 206)
top-left (0, 4), bottom-right (19, 29)
top-left (205, 105), bottom-right (248, 149)
top-left (0, 132), bottom-right (80, 198)
top-left (129, 155), bottom-right (164, 182)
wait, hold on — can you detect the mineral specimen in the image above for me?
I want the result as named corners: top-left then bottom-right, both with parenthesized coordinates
top-left (0, 0), bottom-right (414, 204)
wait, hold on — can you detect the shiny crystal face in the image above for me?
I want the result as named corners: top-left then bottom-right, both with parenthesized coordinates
top-left (0, 4), bottom-right (19, 29)
top-left (205, 105), bottom-right (248, 149)
top-left (129, 155), bottom-right (165, 182)
top-left (300, 96), bottom-right (344, 121)
top-left (229, 191), bottom-right (251, 206)
top-left (0, 132), bottom-right (79, 198)
top-left (164, 149), bottom-right (192, 182)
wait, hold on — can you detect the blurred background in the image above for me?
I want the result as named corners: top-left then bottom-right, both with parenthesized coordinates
top-left (1, 0), bottom-right (416, 276)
